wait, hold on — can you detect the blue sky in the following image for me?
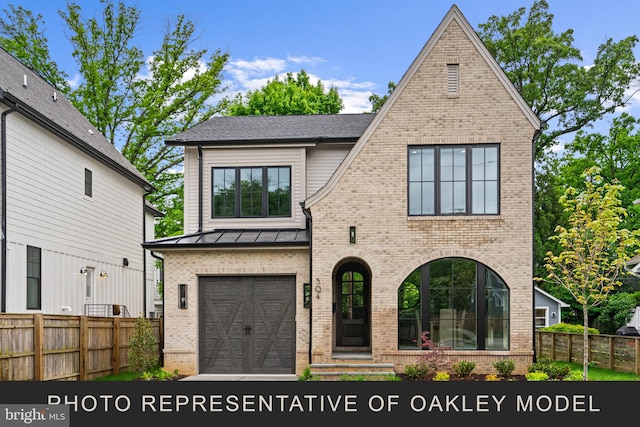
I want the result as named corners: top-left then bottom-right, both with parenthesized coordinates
top-left (9, 0), bottom-right (640, 137)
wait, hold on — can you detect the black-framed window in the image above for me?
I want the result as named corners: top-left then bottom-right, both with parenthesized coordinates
top-left (26, 245), bottom-right (41, 310)
top-left (408, 144), bottom-right (499, 215)
top-left (212, 166), bottom-right (291, 218)
top-left (398, 257), bottom-right (509, 350)
top-left (84, 168), bottom-right (92, 197)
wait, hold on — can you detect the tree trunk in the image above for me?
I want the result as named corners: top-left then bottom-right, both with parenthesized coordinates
top-left (583, 304), bottom-right (589, 381)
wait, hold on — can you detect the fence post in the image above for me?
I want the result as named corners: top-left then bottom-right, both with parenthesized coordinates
top-left (79, 316), bottom-right (88, 380)
top-left (113, 317), bottom-right (120, 375)
top-left (33, 313), bottom-right (43, 381)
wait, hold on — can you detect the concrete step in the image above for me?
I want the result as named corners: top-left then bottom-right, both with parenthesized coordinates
top-left (309, 362), bottom-right (396, 380)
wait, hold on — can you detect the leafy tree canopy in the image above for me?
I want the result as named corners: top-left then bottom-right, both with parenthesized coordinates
top-left (0, 1), bottom-right (229, 238)
top-left (223, 69), bottom-right (343, 116)
top-left (477, 0), bottom-right (640, 159)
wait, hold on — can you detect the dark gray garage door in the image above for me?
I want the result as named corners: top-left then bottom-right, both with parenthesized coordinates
top-left (198, 276), bottom-right (295, 374)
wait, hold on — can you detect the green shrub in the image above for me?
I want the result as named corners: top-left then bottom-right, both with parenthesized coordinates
top-left (493, 359), bottom-right (515, 378)
top-left (539, 322), bottom-right (599, 334)
top-left (563, 370), bottom-right (584, 381)
top-left (127, 316), bottom-right (159, 374)
top-left (528, 356), bottom-right (570, 380)
top-left (526, 371), bottom-right (549, 381)
top-left (452, 360), bottom-right (476, 378)
top-left (433, 371), bottom-right (450, 381)
top-left (404, 362), bottom-right (431, 380)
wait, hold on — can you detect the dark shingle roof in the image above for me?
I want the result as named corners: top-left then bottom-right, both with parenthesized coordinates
top-left (0, 47), bottom-right (153, 191)
top-left (143, 228), bottom-right (309, 249)
top-left (165, 113), bottom-right (376, 145)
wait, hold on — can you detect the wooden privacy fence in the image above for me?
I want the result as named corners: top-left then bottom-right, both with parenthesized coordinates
top-left (536, 330), bottom-right (640, 374)
top-left (0, 313), bottom-right (163, 381)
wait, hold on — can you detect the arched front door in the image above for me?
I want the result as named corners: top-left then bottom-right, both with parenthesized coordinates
top-left (334, 261), bottom-right (371, 348)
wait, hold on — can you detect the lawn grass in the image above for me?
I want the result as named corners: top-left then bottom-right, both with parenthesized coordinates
top-left (551, 361), bottom-right (640, 381)
top-left (93, 367), bottom-right (181, 381)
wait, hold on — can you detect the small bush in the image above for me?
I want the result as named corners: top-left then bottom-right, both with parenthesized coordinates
top-left (452, 360), bottom-right (476, 378)
top-left (493, 359), bottom-right (515, 378)
top-left (433, 371), bottom-right (450, 381)
top-left (563, 370), bottom-right (584, 381)
top-left (127, 316), bottom-right (159, 374)
top-left (298, 366), bottom-right (314, 381)
top-left (539, 322), bottom-right (599, 334)
top-left (485, 374), bottom-right (500, 381)
top-left (526, 371), bottom-right (549, 381)
top-left (404, 362), bottom-right (431, 380)
top-left (528, 356), bottom-right (570, 380)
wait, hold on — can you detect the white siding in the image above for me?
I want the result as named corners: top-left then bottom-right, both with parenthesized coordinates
top-left (305, 144), bottom-right (352, 197)
top-left (183, 146), bottom-right (199, 234)
top-left (2, 107), bottom-right (148, 316)
top-left (186, 147), bottom-right (307, 231)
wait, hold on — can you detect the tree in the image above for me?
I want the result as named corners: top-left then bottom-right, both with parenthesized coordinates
top-left (477, 0), bottom-right (640, 159)
top-left (0, 5), bottom-right (70, 92)
top-left (0, 1), bottom-right (229, 238)
top-left (559, 113), bottom-right (640, 230)
top-left (224, 69), bottom-right (343, 116)
top-left (368, 81), bottom-right (395, 113)
top-left (539, 166), bottom-right (640, 380)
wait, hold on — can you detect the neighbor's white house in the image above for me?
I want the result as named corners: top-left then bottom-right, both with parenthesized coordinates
top-left (0, 46), bottom-right (161, 318)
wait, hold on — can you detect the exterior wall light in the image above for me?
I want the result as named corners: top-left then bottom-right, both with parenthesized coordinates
top-left (178, 284), bottom-right (188, 309)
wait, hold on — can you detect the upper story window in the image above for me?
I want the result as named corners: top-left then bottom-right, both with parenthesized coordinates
top-left (84, 168), bottom-right (92, 197)
top-left (408, 144), bottom-right (499, 216)
top-left (212, 166), bottom-right (291, 218)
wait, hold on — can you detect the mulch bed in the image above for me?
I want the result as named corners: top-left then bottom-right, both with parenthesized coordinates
top-left (400, 373), bottom-right (528, 381)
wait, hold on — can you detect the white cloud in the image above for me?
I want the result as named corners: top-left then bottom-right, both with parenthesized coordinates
top-left (223, 55), bottom-right (377, 113)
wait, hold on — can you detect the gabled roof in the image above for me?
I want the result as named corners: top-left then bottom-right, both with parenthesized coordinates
top-left (0, 47), bottom-right (153, 192)
top-left (143, 228), bottom-right (309, 249)
top-left (535, 286), bottom-right (570, 308)
top-left (304, 4), bottom-right (541, 208)
top-left (165, 113), bottom-right (376, 146)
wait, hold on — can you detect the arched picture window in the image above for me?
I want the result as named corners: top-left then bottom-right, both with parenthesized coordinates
top-left (398, 257), bottom-right (509, 350)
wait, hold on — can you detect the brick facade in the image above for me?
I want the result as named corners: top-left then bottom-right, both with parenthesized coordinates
top-left (156, 6), bottom-right (539, 377)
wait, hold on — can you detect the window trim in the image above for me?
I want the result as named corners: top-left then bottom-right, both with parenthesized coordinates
top-left (84, 168), bottom-right (92, 198)
top-left (211, 165), bottom-right (292, 219)
top-left (26, 245), bottom-right (41, 310)
top-left (408, 144), bottom-right (500, 216)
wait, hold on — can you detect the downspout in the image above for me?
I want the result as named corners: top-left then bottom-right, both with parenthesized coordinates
top-left (142, 193), bottom-right (150, 317)
top-left (198, 145), bottom-right (203, 233)
top-left (301, 203), bottom-right (313, 364)
top-left (531, 127), bottom-right (543, 362)
top-left (150, 250), bottom-right (165, 365)
top-left (1, 99), bottom-right (18, 313)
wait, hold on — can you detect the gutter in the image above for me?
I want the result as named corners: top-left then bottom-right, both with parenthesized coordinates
top-left (0, 97), bottom-right (18, 312)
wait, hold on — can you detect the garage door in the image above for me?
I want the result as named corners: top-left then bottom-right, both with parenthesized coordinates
top-left (198, 276), bottom-right (295, 374)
